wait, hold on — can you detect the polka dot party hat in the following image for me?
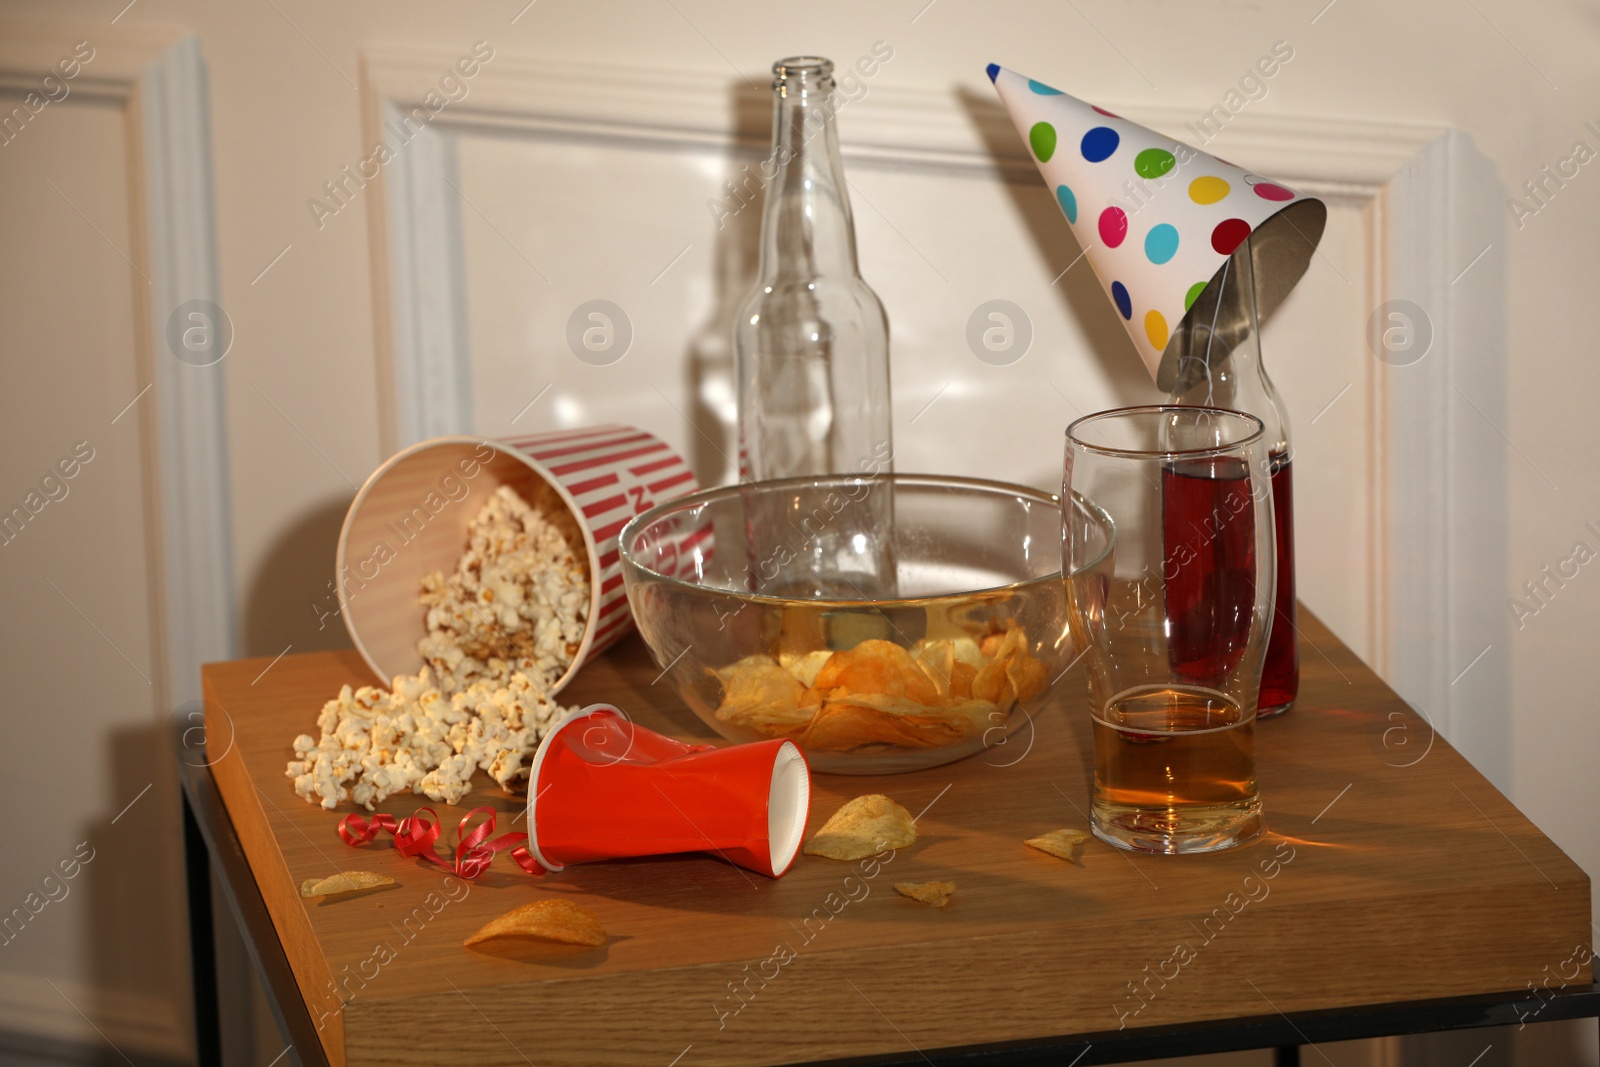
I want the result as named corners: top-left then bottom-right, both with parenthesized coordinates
top-left (987, 63), bottom-right (1326, 388)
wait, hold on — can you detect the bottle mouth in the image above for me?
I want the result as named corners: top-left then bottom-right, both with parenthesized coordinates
top-left (772, 55), bottom-right (834, 91)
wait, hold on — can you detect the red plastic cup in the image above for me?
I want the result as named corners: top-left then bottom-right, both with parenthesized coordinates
top-left (526, 705), bottom-right (811, 878)
top-left (336, 426), bottom-right (696, 692)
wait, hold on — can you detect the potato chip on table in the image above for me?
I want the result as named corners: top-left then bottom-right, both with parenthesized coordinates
top-left (895, 880), bottom-right (956, 908)
top-left (465, 898), bottom-right (607, 948)
top-left (804, 794), bottom-right (917, 861)
top-left (1025, 828), bottom-right (1091, 862)
top-left (300, 871), bottom-right (395, 898)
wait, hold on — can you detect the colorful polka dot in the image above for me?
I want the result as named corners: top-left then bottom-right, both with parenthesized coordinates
top-left (1145, 310), bottom-right (1169, 350)
top-left (1253, 181), bottom-right (1295, 201)
top-left (1144, 223), bottom-right (1179, 265)
top-left (1028, 79), bottom-right (1063, 95)
top-left (1111, 281), bottom-right (1132, 320)
top-left (1081, 126), bottom-right (1120, 163)
top-left (1184, 281), bottom-right (1209, 311)
top-left (1098, 206), bottom-right (1128, 248)
top-left (1055, 184), bottom-right (1078, 224)
top-left (1030, 121), bottom-right (1057, 162)
top-left (1211, 218), bottom-right (1252, 255)
top-left (1134, 149), bottom-right (1176, 180)
top-left (985, 63), bottom-right (1000, 83)
top-left (1188, 176), bottom-right (1230, 205)
top-left (1092, 105), bottom-right (1120, 118)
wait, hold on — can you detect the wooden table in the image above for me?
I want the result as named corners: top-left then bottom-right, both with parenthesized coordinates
top-left (182, 609), bottom-right (1597, 1067)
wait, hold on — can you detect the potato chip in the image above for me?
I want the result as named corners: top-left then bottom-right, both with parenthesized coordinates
top-left (934, 697), bottom-right (1003, 737)
top-left (909, 639), bottom-right (955, 696)
top-left (814, 640), bottom-right (939, 705)
top-left (907, 640), bottom-right (983, 707)
top-left (708, 624), bottom-right (1046, 755)
top-left (299, 871), bottom-right (395, 898)
top-left (712, 655), bottom-right (810, 737)
top-left (948, 660), bottom-right (978, 700)
top-left (1025, 828), bottom-right (1091, 862)
top-left (812, 642), bottom-right (901, 696)
top-left (895, 880), bottom-right (955, 908)
top-left (800, 701), bottom-right (963, 751)
top-left (827, 691), bottom-right (941, 719)
top-left (715, 655), bottom-right (802, 707)
top-left (973, 629), bottom-right (1027, 705)
top-left (803, 794), bottom-right (917, 860)
top-left (780, 649), bottom-right (834, 688)
top-left (950, 637), bottom-right (985, 672)
top-left (838, 691), bottom-right (995, 739)
top-left (1007, 653), bottom-right (1047, 704)
top-left (972, 629), bottom-right (1049, 711)
top-left (464, 898), bottom-right (607, 948)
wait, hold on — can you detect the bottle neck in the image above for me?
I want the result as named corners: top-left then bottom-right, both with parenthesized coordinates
top-left (756, 59), bottom-right (860, 282)
top-left (1167, 237), bottom-right (1290, 453)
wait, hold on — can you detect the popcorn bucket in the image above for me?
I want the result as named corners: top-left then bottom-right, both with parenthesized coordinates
top-left (336, 425), bottom-right (697, 694)
top-left (526, 705), bottom-right (812, 878)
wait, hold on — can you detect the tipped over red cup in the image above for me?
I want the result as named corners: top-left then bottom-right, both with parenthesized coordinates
top-left (526, 705), bottom-right (811, 878)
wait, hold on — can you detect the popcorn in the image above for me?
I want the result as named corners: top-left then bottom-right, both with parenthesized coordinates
top-left (417, 485), bottom-right (590, 695)
top-left (287, 665), bottom-right (572, 810)
top-left (417, 753), bottom-right (477, 806)
top-left (287, 485), bottom-right (589, 809)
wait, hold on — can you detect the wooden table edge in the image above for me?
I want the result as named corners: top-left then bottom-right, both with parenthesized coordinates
top-left (178, 732), bottom-right (1600, 1067)
top-left (186, 609), bottom-right (1597, 1066)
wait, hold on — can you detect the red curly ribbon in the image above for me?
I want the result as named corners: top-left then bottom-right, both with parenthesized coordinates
top-left (339, 806), bottom-right (544, 878)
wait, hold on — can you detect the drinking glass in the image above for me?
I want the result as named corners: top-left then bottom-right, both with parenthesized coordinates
top-left (1063, 406), bottom-right (1275, 854)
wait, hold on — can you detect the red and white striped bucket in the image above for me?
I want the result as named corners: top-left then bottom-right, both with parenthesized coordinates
top-left (336, 425), bottom-right (697, 694)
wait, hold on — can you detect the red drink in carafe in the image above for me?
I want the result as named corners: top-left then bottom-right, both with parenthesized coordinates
top-left (1161, 457), bottom-right (1258, 689)
top-left (1258, 452), bottom-right (1297, 715)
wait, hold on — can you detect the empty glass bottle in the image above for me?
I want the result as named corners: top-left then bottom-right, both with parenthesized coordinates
top-left (734, 56), bottom-right (895, 597)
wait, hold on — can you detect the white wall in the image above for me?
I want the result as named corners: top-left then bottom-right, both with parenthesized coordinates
top-left (0, 2), bottom-right (1594, 1065)
top-left (0, 59), bottom-right (195, 1063)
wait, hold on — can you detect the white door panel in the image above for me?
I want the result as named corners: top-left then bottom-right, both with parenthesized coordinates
top-left (451, 72), bottom-right (1388, 669)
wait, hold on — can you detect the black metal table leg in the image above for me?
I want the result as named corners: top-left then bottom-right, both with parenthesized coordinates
top-left (182, 788), bottom-right (223, 1067)
top-left (1273, 1047), bottom-right (1300, 1067)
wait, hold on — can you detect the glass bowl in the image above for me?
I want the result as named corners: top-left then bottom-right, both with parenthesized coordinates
top-left (619, 473), bottom-right (1109, 774)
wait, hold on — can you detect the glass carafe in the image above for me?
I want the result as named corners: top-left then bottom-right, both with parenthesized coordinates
top-left (1165, 237), bottom-right (1298, 716)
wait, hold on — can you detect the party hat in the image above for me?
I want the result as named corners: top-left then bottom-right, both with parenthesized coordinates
top-left (987, 64), bottom-right (1326, 389)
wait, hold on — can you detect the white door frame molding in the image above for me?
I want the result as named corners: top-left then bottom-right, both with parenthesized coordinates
top-left (362, 47), bottom-right (1493, 751)
top-left (133, 32), bottom-right (239, 708)
top-left (0, 22), bottom-right (232, 1059)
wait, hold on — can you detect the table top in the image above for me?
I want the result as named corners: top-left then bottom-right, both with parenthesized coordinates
top-left (201, 609), bottom-right (1592, 1067)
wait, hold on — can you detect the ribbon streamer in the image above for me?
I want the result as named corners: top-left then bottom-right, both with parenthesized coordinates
top-left (339, 806), bottom-right (544, 878)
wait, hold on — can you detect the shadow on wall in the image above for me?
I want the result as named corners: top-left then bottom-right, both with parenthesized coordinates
top-left (243, 494), bottom-right (357, 659)
top-left (36, 723), bottom-right (193, 1067)
top-left (1441, 132), bottom-right (1511, 793)
top-left (59, 725), bottom-right (288, 1065)
top-left (679, 79), bottom-right (766, 487)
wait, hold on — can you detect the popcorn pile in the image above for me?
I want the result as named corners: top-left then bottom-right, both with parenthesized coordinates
top-left (417, 485), bottom-right (590, 694)
top-left (286, 485), bottom-right (591, 810)
top-left (286, 668), bottom-right (571, 810)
